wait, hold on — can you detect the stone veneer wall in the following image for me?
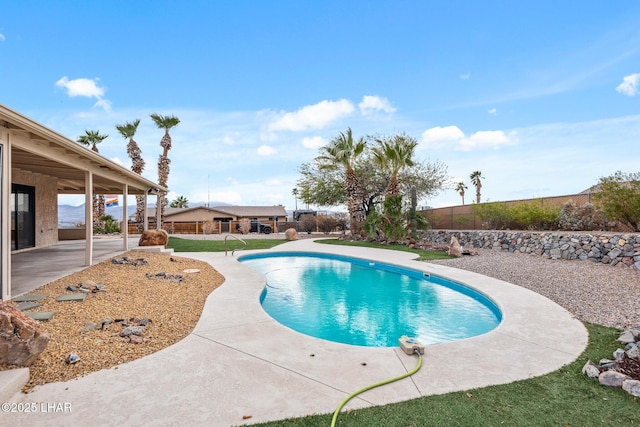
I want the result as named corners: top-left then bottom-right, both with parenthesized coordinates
top-left (421, 230), bottom-right (640, 269)
top-left (13, 169), bottom-right (58, 248)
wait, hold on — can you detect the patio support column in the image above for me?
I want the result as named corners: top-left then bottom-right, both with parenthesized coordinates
top-left (156, 194), bottom-right (161, 230)
top-left (1, 133), bottom-right (11, 300)
top-left (84, 171), bottom-right (93, 266)
top-left (122, 184), bottom-right (128, 251)
top-left (143, 193), bottom-right (149, 231)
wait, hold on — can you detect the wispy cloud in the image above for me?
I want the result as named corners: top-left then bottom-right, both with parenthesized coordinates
top-left (257, 144), bottom-right (277, 156)
top-left (302, 136), bottom-right (327, 149)
top-left (0, 33), bottom-right (5, 41)
top-left (269, 99), bottom-right (354, 131)
top-left (460, 72), bottom-right (470, 80)
top-left (421, 125), bottom-right (517, 151)
top-left (358, 95), bottom-right (396, 115)
top-left (616, 73), bottom-right (640, 96)
top-left (55, 76), bottom-right (112, 112)
top-left (488, 108), bottom-right (497, 115)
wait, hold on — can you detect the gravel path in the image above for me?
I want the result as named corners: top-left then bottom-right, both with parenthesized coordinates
top-left (428, 249), bottom-right (640, 330)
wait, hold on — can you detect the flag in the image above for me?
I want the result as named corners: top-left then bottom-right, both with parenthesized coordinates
top-left (105, 195), bottom-right (119, 207)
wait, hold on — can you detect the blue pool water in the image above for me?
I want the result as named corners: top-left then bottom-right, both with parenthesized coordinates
top-left (239, 252), bottom-right (502, 347)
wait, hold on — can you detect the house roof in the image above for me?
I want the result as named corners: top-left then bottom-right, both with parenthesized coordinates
top-left (0, 104), bottom-right (166, 195)
top-left (144, 205), bottom-right (287, 219)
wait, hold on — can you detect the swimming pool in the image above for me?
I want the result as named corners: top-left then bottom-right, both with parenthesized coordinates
top-left (239, 252), bottom-right (502, 347)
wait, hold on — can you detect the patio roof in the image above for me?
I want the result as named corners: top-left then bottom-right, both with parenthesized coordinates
top-left (0, 104), bottom-right (166, 195)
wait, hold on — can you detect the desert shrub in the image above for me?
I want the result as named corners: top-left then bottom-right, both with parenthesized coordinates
top-left (363, 208), bottom-right (383, 240)
top-left (558, 201), bottom-right (604, 231)
top-left (203, 220), bottom-right (217, 234)
top-left (471, 202), bottom-right (512, 229)
top-left (593, 171), bottom-right (640, 232)
top-left (316, 215), bottom-right (339, 234)
top-left (238, 218), bottom-right (251, 234)
top-left (300, 214), bottom-right (317, 234)
top-left (93, 215), bottom-right (121, 234)
top-left (509, 202), bottom-right (559, 230)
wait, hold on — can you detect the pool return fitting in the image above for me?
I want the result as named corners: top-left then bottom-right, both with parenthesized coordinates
top-left (330, 336), bottom-right (424, 427)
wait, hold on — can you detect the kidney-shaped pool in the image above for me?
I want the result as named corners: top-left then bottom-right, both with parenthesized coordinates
top-left (238, 251), bottom-right (502, 347)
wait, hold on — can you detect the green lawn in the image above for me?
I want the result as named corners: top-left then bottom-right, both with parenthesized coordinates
top-left (315, 238), bottom-right (454, 261)
top-left (254, 323), bottom-right (638, 426)
top-left (167, 236), bottom-right (287, 252)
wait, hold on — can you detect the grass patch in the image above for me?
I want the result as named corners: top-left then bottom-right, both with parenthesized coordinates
top-left (255, 323), bottom-right (638, 426)
top-left (167, 237), bottom-right (287, 252)
top-left (315, 238), bottom-right (454, 261)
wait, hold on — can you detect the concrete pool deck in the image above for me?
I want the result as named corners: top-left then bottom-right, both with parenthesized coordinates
top-left (2, 238), bottom-right (588, 426)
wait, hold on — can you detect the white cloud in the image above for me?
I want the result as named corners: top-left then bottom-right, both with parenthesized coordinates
top-left (257, 144), bottom-right (277, 156)
top-left (616, 73), bottom-right (640, 96)
top-left (55, 76), bottom-right (111, 112)
top-left (421, 126), bottom-right (465, 144)
top-left (488, 108), bottom-right (497, 115)
top-left (421, 125), bottom-right (517, 151)
top-left (302, 136), bottom-right (326, 149)
top-left (460, 72), bottom-right (470, 80)
top-left (0, 33), bottom-right (5, 41)
top-left (269, 99), bottom-right (354, 131)
top-left (459, 130), bottom-right (517, 151)
top-left (358, 95), bottom-right (396, 115)
top-left (264, 179), bottom-right (282, 186)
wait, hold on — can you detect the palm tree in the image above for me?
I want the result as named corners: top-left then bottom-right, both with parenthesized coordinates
top-left (319, 128), bottom-right (366, 233)
top-left (170, 195), bottom-right (189, 208)
top-left (292, 188), bottom-right (299, 210)
top-left (116, 119), bottom-right (146, 232)
top-left (150, 113), bottom-right (180, 223)
top-left (470, 171), bottom-right (484, 204)
top-left (77, 130), bottom-right (109, 221)
top-left (372, 133), bottom-right (418, 196)
top-left (455, 181), bottom-right (468, 205)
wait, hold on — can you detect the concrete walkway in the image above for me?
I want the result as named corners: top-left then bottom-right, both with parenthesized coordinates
top-left (2, 239), bottom-right (588, 426)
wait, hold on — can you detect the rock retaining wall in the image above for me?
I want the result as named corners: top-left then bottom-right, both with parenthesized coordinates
top-left (420, 230), bottom-right (640, 269)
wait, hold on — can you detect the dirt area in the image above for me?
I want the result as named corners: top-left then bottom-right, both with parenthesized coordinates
top-left (2, 250), bottom-right (224, 393)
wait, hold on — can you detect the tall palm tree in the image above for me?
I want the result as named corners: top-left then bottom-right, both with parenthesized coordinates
top-left (470, 171), bottom-right (484, 204)
top-left (372, 133), bottom-right (418, 196)
top-left (319, 128), bottom-right (366, 233)
top-left (150, 113), bottom-right (180, 223)
top-left (291, 188), bottom-right (299, 210)
top-left (77, 130), bottom-right (109, 221)
top-left (116, 119), bottom-right (146, 232)
top-left (455, 181), bottom-right (468, 205)
top-left (170, 195), bottom-right (189, 208)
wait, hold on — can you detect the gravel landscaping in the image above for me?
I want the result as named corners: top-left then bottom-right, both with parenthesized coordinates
top-left (4, 250), bottom-right (224, 392)
top-left (427, 248), bottom-right (640, 329)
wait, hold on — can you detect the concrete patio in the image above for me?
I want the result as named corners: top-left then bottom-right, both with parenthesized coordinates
top-left (1, 238), bottom-right (588, 426)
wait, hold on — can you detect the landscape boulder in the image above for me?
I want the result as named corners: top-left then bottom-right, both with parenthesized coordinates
top-left (0, 300), bottom-right (50, 366)
top-left (447, 236), bottom-right (462, 257)
top-left (139, 229), bottom-right (169, 247)
top-left (285, 228), bottom-right (298, 241)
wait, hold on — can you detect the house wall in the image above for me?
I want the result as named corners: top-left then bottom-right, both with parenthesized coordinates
top-left (165, 208), bottom-right (235, 222)
top-left (12, 169), bottom-right (58, 248)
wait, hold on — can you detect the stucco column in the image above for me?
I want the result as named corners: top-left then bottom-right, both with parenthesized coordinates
top-left (84, 171), bottom-right (93, 266)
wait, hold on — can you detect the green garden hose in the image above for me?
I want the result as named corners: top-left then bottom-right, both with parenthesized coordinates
top-left (330, 350), bottom-right (423, 427)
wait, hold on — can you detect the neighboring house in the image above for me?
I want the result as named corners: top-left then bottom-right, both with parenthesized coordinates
top-left (0, 104), bottom-right (166, 300)
top-left (139, 205), bottom-right (287, 233)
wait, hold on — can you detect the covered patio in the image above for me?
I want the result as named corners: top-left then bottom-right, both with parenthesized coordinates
top-left (0, 104), bottom-right (167, 300)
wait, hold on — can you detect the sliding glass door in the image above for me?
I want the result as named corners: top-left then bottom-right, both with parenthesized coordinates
top-left (11, 184), bottom-right (35, 250)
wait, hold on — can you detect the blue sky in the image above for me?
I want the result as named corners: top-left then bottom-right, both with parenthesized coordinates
top-left (1, 1), bottom-right (639, 211)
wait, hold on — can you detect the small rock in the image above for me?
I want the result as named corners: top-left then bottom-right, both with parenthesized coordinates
top-left (582, 360), bottom-right (601, 378)
top-left (613, 349), bottom-right (626, 362)
top-left (84, 322), bottom-right (97, 332)
top-left (599, 370), bottom-right (629, 388)
top-left (623, 379), bottom-right (640, 397)
top-left (66, 285), bottom-right (78, 292)
top-left (128, 335), bottom-right (143, 344)
top-left (618, 331), bottom-right (636, 344)
top-left (626, 345), bottom-right (640, 359)
top-left (119, 326), bottom-right (146, 337)
top-left (138, 318), bottom-right (151, 326)
top-left (65, 353), bottom-right (81, 364)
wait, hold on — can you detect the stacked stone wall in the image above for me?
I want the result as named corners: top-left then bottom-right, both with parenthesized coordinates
top-left (420, 230), bottom-right (640, 269)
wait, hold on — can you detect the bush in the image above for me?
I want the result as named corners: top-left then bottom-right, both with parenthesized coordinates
top-left (594, 171), bottom-right (640, 232)
top-left (316, 215), bottom-right (339, 234)
top-left (300, 214), bottom-right (317, 234)
top-left (93, 215), bottom-right (121, 234)
top-left (471, 201), bottom-right (559, 230)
